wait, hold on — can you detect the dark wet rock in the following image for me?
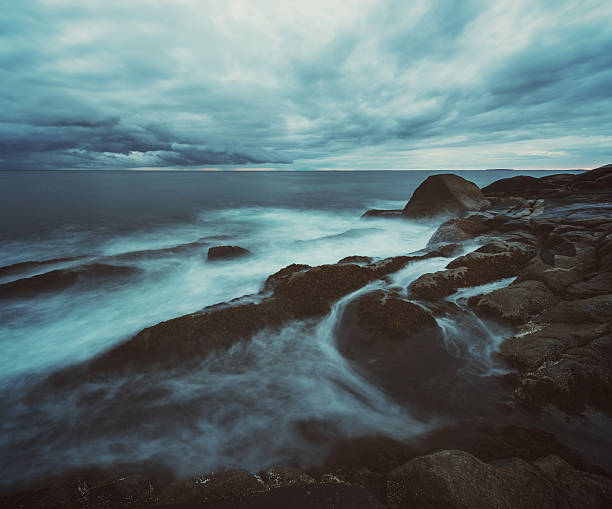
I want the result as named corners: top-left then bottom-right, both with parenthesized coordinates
top-left (402, 174), bottom-right (489, 220)
top-left (468, 280), bottom-right (558, 324)
top-left (216, 483), bottom-right (385, 509)
top-left (361, 209), bottom-right (403, 219)
top-left (571, 163), bottom-right (612, 191)
top-left (426, 214), bottom-right (491, 246)
top-left (386, 450), bottom-right (612, 509)
top-left (87, 475), bottom-right (155, 508)
top-left (87, 298), bottom-right (285, 373)
top-left (0, 263), bottom-right (140, 299)
top-left (0, 474), bottom-right (156, 509)
top-left (499, 323), bottom-right (607, 370)
top-left (271, 263), bottom-right (372, 318)
top-left (110, 238), bottom-right (209, 261)
top-left (56, 247), bottom-right (457, 377)
top-left (387, 450), bottom-right (558, 509)
top-left (157, 469), bottom-right (266, 506)
top-left (0, 476), bottom-right (89, 509)
top-left (262, 263), bottom-right (311, 292)
top-left (337, 255), bottom-right (373, 265)
top-left (259, 467), bottom-right (316, 489)
top-left (367, 244), bottom-right (461, 280)
top-left (0, 256), bottom-right (86, 280)
top-left (516, 255), bottom-right (593, 296)
top-left (338, 290), bottom-right (442, 357)
top-left (207, 245), bottom-right (251, 260)
top-left (410, 242), bottom-right (535, 300)
top-left (533, 454), bottom-right (612, 508)
top-left (566, 271), bottom-right (612, 298)
top-left (337, 290), bottom-right (459, 406)
top-left (193, 469), bottom-right (264, 505)
top-left (462, 425), bottom-right (585, 470)
top-left (483, 175), bottom-right (562, 198)
top-left (499, 322), bottom-right (612, 414)
top-left (541, 294), bottom-right (612, 324)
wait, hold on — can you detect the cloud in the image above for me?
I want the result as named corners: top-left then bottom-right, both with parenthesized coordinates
top-left (0, 0), bottom-right (610, 169)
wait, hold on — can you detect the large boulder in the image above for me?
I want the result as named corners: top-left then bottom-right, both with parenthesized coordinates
top-left (337, 290), bottom-right (458, 407)
top-left (402, 174), bottom-right (489, 220)
top-left (338, 290), bottom-right (443, 360)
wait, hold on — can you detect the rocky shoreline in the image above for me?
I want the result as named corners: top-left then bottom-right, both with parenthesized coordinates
top-left (3, 165), bottom-right (612, 508)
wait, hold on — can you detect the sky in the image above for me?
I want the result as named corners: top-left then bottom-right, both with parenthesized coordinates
top-left (1, 0), bottom-right (611, 170)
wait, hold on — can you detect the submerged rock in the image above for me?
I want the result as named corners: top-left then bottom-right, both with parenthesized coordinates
top-left (361, 209), bottom-right (403, 219)
top-left (0, 263), bottom-right (140, 299)
top-left (207, 245), bottom-right (251, 260)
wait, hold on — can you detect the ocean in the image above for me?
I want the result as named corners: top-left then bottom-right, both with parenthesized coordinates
top-left (0, 168), bottom-right (585, 488)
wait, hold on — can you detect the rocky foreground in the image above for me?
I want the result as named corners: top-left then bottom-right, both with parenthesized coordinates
top-left (3, 165), bottom-right (612, 508)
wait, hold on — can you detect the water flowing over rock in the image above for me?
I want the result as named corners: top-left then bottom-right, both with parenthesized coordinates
top-left (6, 166), bottom-right (612, 508)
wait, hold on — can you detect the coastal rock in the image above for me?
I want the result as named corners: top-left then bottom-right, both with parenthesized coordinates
top-left (260, 467), bottom-right (316, 489)
top-left (387, 450), bottom-right (557, 509)
top-left (361, 209), bottom-right (403, 219)
top-left (207, 245), bottom-right (251, 260)
top-left (468, 280), bottom-right (558, 324)
top-left (533, 454), bottom-right (612, 508)
top-left (571, 163), bottom-right (612, 191)
top-left (0, 263), bottom-right (140, 299)
top-left (338, 290), bottom-right (442, 358)
top-left (483, 175), bottom-right (561, 198)
top-left (566, 271), bottom-right (612, 298)
top-left (262, 263), bottom-right (311, 292)
top-left (499, 322), bottom-right (612, 413)
top-left (0, 474), bottom-right (156, 509)
top-left (409, 242), bottom-right (535, 300)
top-left (337, 290), bottom-right (456, 404)
top-left (387, 450), bottom-right (612, 509)
top-left (337, 255), bottom-right (373, 265)
top-left (271, 263), bottom-right (372, 318)
top-left (54, 247), bottom-right (458, 377)
top-left (158, 469), bottom-right (265, 506)
top-left (426, 214), bottom-right (490, 246)
top-left (402, 174), bottom-right (489, 220)
top-left (540, 294), bottom-right (612, 324)
top-left (222, 484), bottom-right (385, 508)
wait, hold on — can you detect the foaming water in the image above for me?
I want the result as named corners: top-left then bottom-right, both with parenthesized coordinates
top-left (0, 283), bottom-right (438, 488)
top-left (435, 277), bottom-right (516, 375)
top-left (0, 169), bottom-right (572, 489)
top-left (0, 207), bottom-right (436, 381)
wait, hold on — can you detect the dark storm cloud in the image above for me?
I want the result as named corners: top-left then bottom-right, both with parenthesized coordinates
top-left (0, 0), bottom-right (610, 169)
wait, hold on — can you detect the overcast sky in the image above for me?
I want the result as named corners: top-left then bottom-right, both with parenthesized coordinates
top-left (1, 0), bottom-right (611, 170)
